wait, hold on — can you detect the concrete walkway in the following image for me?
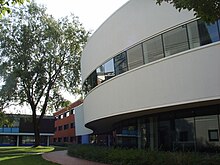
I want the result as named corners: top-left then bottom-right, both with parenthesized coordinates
top-left (42, 150), bottom-right (110, 165)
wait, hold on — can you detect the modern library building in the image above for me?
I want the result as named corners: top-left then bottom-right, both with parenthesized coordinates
top-left (76, 0), bottom-right (220, 151)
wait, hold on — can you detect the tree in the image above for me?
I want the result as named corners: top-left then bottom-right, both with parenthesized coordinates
top-left (0, 2), bottom-right (89, 146)
top-left (156, 0), bottom-right (220, 23)
top-left (0, 0), bottom-right (29, 18)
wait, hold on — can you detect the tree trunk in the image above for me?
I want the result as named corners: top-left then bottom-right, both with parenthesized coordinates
top-left (34, 125), bottom-right (41, 147)
top-left (32, 111), bottom-right (41, 147)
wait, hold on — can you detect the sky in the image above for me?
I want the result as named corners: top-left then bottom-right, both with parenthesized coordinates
top-left (35, 0), bottom-right (129, 33)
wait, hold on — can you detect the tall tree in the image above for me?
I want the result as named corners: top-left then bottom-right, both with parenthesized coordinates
top-left (156, 0), bottom-right (220, 22)
top-left (0, 0), bottom-right (29, 18)
top-left (0, 2), bottom-right (89, 146)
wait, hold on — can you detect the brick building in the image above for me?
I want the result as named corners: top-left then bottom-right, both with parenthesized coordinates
top-left (53, 99), bottom-right (83, 144)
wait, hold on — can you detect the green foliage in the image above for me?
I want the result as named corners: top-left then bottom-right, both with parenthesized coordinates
top-left (156, 0), bottom-right (220, 23)
top-left (0, 111), bottom-right (14, 126)
top-left (68, 144), bottom-right (220, 165)
top-left (0, 2), bottom-right (89, 146)
top-left (0, 0), bottom-right (29, 18)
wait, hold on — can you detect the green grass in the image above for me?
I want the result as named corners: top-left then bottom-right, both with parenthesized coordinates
top-left (0, 146), bottom-right (64, 165)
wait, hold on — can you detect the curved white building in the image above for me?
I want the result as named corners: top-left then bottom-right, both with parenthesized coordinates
top-left (78, 0), bottom-right (220, 151)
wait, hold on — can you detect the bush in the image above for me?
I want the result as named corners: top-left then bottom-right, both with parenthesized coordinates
top-left (67, 144), bottom-right (220, 165)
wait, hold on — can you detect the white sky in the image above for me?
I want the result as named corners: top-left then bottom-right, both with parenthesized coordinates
top-left (35, 0), bottom-right (129, 33)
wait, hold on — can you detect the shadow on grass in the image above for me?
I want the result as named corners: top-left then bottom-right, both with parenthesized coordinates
top-left (0, 154), bottom-right (58, 165)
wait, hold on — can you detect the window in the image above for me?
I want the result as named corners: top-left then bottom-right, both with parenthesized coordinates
top-left (63, 113), bottom-right (66, 118)
top-left (127, 44), bottom-right (144, 70)
top-left (58, 126), bottom-right (62, 131)
top-left (70, 109), bottom-right (74, 115)
top-left (85, 71), bottom-right (97, 93)
top-left (53, 138), bottom-right (57, 143)
top-left (70, 122), bottom-right (75, 128)
top-left (64, 124), bottom-right (69, 130)
top-left (63, 137), bottom-right (69, 142)
top-left (143, 35), bottom-right (164, 63)
top-left (175, 117), bottom-right (195, 142)
top-left (114, 52), bottom-right (128, 75)
top-left (54, 127), bottom-right (57, 132)
top-left (66, 111), bottom-right (70, 117)
top-left (58, 138), bottom-right (62, 142)
top-left (218, 19), bottom-right (220, 34)
top-left (198, 20), bottom-right (220, 45)
top-left (70, 136), bottom-right (75, 142)
top-left (163, 25), bottom-right (189, 56)
top-left (208, 129), bottom-right (219, 141)
top-left (187, 21), bottom-right (200, 49)
top-left (96, 59), bottom-right (115, 84)
top-left (195, 115), bottom-right (219, 145)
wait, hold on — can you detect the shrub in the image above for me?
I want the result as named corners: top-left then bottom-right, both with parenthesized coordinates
top-left (67, 144), bottom-right (220, 165)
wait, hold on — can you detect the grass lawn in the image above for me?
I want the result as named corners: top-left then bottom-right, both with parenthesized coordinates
top-left (0, 146), bottom-right (66, 165)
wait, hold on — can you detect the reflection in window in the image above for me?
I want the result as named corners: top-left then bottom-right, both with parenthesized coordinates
top-left (143, 35), bottom-right (164, 63)
top-left (187, 21), bottom-right (200, 48)
top-left (83, 71), bottom-right (97, 94)
top-left (96, 59), bottom-right (115, 84)
top-left (175, 117), bottom-right (195, 151)
top-left (195, 115), bottom-right (219, 146)
top-left (114, 52), bottom-right (128, 75)
top-left (198, 20), bottom-right (220, 45)
top-left (163, 25), bottom-right (189, 56)
top-left (127, 44), bottom-right (144, 70)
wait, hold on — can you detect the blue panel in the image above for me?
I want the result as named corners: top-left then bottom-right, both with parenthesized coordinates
top-left (81, 135), bottom-right (89, 144)
top-left (11, 128), bottom-right (19, 133)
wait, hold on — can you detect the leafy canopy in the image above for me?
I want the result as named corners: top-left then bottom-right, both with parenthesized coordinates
top-left (0, 2), bottom-right (89, 114)
top-left (0, 0), bottom-right (29, 18)
top-left (156, 0), bottom-right (220, 23)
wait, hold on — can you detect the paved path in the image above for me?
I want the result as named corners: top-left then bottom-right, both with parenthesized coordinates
top-left (42, 150), bottom-right (110, 165)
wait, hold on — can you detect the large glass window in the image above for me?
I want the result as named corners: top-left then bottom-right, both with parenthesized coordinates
top-left (114, 52), bottom-right (128, 75)
top-left (195, 115), bottom-right (220, 151)
top-left (163, 25), bottom-right (189, 56)
top-left (96, 59), bottom-right (115, 84)
top-left (198, 20), bottom-right (220, 45)
top-left (0, 135), bottom-right (16, 145)
top-left (175, 117), bottom-right (195, 151)
top-left (127, 44), bottom-right (144, 70)
top-left (187, 21), bottom-right (200, 48)
top-left (143, 35), bottom-right (164, 63)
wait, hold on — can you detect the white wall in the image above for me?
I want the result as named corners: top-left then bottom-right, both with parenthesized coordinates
top-left (83, 43), bottom-right (220, 125)
top-left (81, 0), bottom-right (195, 82)
top-left (75, 104), bottom-right (93, 136)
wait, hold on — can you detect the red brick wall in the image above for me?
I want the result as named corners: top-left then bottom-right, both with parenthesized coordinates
top-left (52, 100), bottom-right (83, 143)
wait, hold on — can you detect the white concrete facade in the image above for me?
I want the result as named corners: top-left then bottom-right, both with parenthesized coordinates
top-left (78, 0), bottom-right (220, 138)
